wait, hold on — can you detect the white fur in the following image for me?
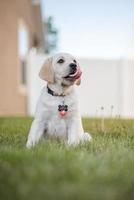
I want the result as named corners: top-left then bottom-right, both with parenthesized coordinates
top-left (26, 53), bottom-right (92, 148)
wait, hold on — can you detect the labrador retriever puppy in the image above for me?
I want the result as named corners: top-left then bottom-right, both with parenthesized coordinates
top-left (26, 53), bottom-right (92, 148)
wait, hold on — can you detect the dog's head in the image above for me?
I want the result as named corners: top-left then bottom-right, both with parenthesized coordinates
top-left (39, 53), bottom-right (82, 86)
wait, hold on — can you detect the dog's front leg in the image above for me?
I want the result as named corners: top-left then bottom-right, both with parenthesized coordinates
top-left (67, 118), bottom-right (83, 145)
top-left (26, 119), bottom-right (46, 148)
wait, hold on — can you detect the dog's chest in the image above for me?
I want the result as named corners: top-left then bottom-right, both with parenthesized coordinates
top-left (44, 95), bottom-right (77, 138)
top-left (47, 117), bottom-right (67, 139)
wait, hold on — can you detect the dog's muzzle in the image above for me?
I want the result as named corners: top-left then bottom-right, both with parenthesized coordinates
top-left (64, 64), bottom-right (82, 81)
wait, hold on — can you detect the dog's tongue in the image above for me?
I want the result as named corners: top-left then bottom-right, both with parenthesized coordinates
top-left (69, 67), bottom-right (82, 79)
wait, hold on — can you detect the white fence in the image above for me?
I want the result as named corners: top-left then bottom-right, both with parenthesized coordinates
top-left (27, 50), bottom-right (134, 118)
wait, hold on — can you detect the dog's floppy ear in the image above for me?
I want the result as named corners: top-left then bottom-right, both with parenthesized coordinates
top-left (75, 78), bottom-right (81, 86)
top-left (76, 62), bottom-right (81, 86)
top-left (39, 57), bottom-right (54, 83)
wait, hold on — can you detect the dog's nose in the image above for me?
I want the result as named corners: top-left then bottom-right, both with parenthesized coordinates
top-left (69, 63), bottom-right (77, 71)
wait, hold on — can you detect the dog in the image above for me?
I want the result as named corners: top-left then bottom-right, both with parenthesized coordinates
top-left (26, 53), bottom-right (92, 148)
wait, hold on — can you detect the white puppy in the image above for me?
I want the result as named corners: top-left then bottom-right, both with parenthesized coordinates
top-left (26, 53), bottom-right (92, 148)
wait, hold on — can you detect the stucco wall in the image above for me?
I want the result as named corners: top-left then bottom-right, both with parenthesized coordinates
top-left (0, 0), bottom-right (43, 116)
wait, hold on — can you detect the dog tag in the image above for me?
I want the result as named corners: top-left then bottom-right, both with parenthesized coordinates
top-left (58, 105), bottom-right (68, 117)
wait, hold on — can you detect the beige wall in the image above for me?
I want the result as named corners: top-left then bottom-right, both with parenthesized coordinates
top-left (0, 0), bottom-right (44, 116)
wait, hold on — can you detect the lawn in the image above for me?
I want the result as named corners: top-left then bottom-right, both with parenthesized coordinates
top-left (0, 117), bottom-right (134, 200)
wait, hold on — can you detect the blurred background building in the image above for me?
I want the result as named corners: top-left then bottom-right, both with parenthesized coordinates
top-left (0, 0), bottom-right (45, 116)
top-left (0, 0), bottom-right (134, 118)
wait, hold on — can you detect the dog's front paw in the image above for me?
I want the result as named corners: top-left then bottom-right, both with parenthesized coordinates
top-left (81, 132), bottom-right (92, 142)
top-left (26, 140), bottom-right (34, 149)
top-left (67, 138), bottom-right (79, 146)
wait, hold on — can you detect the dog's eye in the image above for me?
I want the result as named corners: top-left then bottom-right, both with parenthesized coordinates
top-left (73, 60), bottom-right (77, 63)
top-left (57, 59), bottom-right (64, 64)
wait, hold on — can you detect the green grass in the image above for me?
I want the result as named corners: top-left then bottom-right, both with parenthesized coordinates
top-left (0, 117), bottom-right (134, 200)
